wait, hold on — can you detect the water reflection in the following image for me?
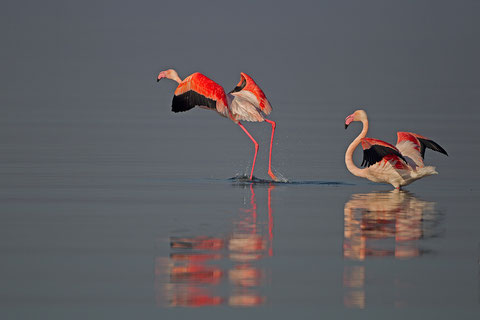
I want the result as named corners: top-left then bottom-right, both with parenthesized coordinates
top-left (343, 190), bottom-right (442, 308)
top-left (155, 184), bottom-right (274, 307)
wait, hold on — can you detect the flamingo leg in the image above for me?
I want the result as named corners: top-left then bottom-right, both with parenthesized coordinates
top-left (264, 119), bottom-right (278, 181)
top-left (238, 122), bottom-right (258, 180)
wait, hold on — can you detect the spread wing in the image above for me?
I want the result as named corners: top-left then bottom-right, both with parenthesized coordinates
top-left (172, 72), bottom-right (229, 118)
top-left (361, 138), bottom-right (408, 168)
top-left (228, 72), bottom-right (272, 121)
top-left (396, 132), bottom-right (448, 158)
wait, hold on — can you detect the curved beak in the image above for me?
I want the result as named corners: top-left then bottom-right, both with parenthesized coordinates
top-left (156, 71), bottom-right (166, 83)
top-left (344, 114), bottom-right (354, 129)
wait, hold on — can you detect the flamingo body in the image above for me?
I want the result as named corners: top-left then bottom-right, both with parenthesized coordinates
top-left (345, 110), bottom-right (448, 189)
top-left (157, 68), bottom-right (278, 181)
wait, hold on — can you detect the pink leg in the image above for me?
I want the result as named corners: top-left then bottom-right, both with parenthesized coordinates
top-left (238, 122), bottom-right (258, 180)
top-left (264, 119), bottom-right (278, 181)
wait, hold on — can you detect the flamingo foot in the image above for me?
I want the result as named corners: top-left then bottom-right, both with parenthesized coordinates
top-left (268, 170), bottom-right (279, 182)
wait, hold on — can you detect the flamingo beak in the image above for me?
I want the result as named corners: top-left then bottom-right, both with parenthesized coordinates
top-left (157, 71), bottom-right (166, 83)
top-left (345, 114), bottom-right (354, 129)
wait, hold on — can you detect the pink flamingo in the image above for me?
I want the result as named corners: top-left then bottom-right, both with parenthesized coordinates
top-left (344, 109), bottom-right (448, 189)
top-left (157, 69), bottom-right (277, 181)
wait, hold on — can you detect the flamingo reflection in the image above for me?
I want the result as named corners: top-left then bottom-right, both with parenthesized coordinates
top-left (155, 184), bottom-right (275, 307)
top-left (343, 190), bottom-right (442, 309)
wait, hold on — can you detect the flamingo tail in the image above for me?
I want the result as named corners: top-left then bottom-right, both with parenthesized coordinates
top-left (413, 166), bottom-right (438, 179)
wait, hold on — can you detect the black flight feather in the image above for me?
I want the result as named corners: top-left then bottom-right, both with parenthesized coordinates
top-left (229, 77), bottom-right (247, 94)
top-left (417, 138), bottom-right (448, 158)
top-left (171, 90), bottom-right (217, 113)
top-left (361, 145), bottom-right (407, 168)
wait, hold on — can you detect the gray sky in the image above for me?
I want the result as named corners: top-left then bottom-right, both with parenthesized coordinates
top-left (1, 0), bottom-right (479, 113)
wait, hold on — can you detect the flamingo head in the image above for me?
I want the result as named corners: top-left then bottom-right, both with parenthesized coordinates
top-left (345, 109), bottom-right (367, 129)
top-left (157, 69), bottom-right (180, 83)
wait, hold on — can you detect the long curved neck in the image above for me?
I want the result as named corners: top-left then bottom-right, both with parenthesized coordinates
top-left (170, 74), bottom-right (182, 84)
top-left (345, 118), bottom-right (369, 178)
top-left (166, 69), bottom-right (182, 84)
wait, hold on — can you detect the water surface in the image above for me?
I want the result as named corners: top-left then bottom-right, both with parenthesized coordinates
top-left (1, 103), bottom-right (479, 319)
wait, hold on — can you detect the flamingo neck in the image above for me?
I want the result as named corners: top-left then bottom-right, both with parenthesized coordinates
top-left (171, 74), bottom-right (182, 84)
top-left (345, 118), bottom-right (369, 178)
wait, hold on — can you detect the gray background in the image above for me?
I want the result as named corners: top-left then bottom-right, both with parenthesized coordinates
top-left (1, 0), bottom-right (478, 182)
top-left (2, 0), bottom-right (478, 110)
top-left (1, 0), bottom-right (479, 318)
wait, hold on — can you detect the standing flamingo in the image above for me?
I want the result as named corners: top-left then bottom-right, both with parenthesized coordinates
top-left (157, 69), bottom-right (278, 181)
top-left (344, 109), bottom-right (448, 189)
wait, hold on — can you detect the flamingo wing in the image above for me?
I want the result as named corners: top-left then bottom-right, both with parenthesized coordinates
top-left (396, 132), bottom-right (448, 159)
top-left (172, 72), bottom-right (229, 117)
top-left (360, 138), bottom-right (408, 168)
top-left (228, 72), bottom-right (272, 121)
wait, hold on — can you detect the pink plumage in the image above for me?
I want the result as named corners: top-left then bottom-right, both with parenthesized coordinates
top-left (345, 110), bottom-right (448, 189)
top-left (157, 68), bottom-right (278, 181)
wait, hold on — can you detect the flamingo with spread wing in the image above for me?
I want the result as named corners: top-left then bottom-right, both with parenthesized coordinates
top-left (157, 69), bottom-right (277, 181)
top-left (344, 109), bottom-right (448, 188)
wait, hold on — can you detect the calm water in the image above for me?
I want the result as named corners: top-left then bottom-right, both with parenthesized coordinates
top-left (0, 102), bottom-right (479, 318)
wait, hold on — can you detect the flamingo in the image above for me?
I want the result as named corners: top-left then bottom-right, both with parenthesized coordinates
top-left (157, 69), bottom-right (278, 181)
top-left (344, 190), bottom-right (437, 260)
top-left (344, 109), bottom-right (448, 189)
